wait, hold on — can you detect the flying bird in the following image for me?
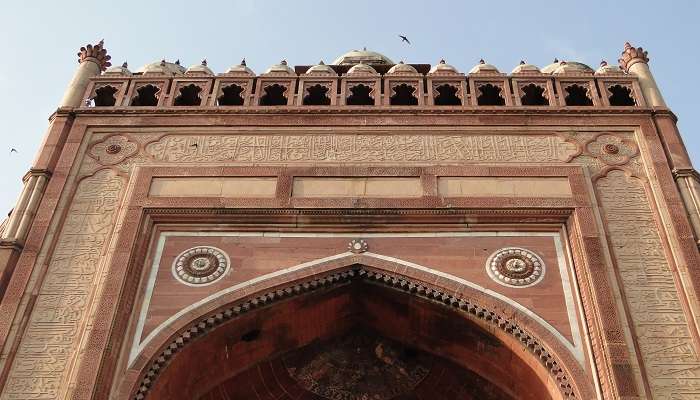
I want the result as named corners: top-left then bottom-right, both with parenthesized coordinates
top-left (10, 148), bottom-right (18, 154)
top-left (398, 35), bottom-right (411, 45)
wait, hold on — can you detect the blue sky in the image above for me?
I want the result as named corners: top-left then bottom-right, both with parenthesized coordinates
top-left (0, 0), bottom-right (698, 214)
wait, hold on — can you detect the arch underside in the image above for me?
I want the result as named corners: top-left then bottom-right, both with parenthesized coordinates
top-left (130, 265), bottom-right (587, 400)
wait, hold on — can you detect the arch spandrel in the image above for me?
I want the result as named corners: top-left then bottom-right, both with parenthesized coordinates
top-left (120, 252), bottom-right (595, 400)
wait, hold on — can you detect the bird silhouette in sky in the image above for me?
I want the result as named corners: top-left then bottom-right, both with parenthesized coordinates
top-left (399, 35), bottom-right (411, 45)
top-left (10, 148), bottom-right (18, 155)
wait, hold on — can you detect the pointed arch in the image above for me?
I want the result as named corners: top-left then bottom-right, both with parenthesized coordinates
top-left (121, 253), bottom-right (594, 399)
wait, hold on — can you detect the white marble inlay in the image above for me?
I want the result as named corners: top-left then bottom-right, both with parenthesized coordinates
top-left (129, 230), bottom-right (584, 366)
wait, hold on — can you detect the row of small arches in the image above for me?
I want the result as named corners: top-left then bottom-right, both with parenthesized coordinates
top-left (91, 82), bottom-right (636, 107)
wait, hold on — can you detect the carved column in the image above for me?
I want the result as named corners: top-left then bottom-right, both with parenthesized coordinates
top-left (59, 40), bottom-right (111, 107)
top-left (619, 42), bottom-right (666, 107)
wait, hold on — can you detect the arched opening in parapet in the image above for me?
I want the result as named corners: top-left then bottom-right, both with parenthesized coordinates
top-left (346, 84), bottom-right (374, 105)
top-left (477, 83), bottom-right (505, 106)
top-left (217, 84), bottom-right (245, 106)
top-left (564, 84), bottom-right (593, 106)
top-left (93, 85), bottom-right (118, 107)
top-left (390, 83), bottom-right (418, 105)
top-left (520, 84), bottom-right (549, 106)
top-left (130, 84), bottom-right (160, 106)
top-left (607, 85), bottom-right (636, 106)
top-left (303, 84), bottom-right (331, 105)
top-left (260, 84), bottom-right (288, 106)
top-left (434, 84), bottom-right (462, 106)
top-left (126, 261), bottom-right (589, 400)
top-left (174, 84), bottom-right (203, 106)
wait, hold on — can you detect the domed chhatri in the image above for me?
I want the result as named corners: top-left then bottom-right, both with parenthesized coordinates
top-left (306, 60), bottom-right (336, 76)
top-left (469, 59), bottom-right (500, 74)
top-left (428, 59), bottom-right (460, 75)
top-left (346, 62), bottom-right (379, 76)
top-left (226, 59), bottom-right (255, 75)
top-left (263, 59), bottom-right (296, 75)
top-left (138, 59), bottom-right (186, 75)
top-left (595, 60), bottom-right (625, 75)
top-left (104, 62), bottom-right (132, 76)
top-left (552, 61), bottom-right (594, 75)
top-left (387, 61), bottom-right (418, 75)
top-left (511, 60), bottom-right (540, 74)
top-left (332, 48), bottom-right (394, 65)
top-left (185, 59), bottom-right (214, 75)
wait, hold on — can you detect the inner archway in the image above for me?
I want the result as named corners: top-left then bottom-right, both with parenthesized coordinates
top-left (132, 267), bottom-right (576, 400)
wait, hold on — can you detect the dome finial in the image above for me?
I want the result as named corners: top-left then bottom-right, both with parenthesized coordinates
top-left (160, 59), bottom-right (166, 66)
top-left (201, 59), bottom-right (207, 66)
top-left (553, 58), bottom-right (559, 63)
top-left (319, 60), bottom-right (325, 65)
top-left (281, 59), bottom-right (288, 65)
top-left (520, 60), bottom-right (526, 65)
top-left (122, 61), bottom-right (128, 68)
top-left (363, 46), bottom-right (367, 51)
top-left (175, 59), bottom-right (181, 66)
top-left (479, 58), bottom-right (485, 64)
top-left (241, 58), bottom-right (246, 66)
top-left (439, 59), bottom-right (446, 64)
top-left (600, 60), bottom-right (608, 66)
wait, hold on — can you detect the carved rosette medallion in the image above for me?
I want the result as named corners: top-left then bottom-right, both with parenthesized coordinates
top-left (486, 247), bottom-right (545, 287)
top-left (584, 133), bottom-right (637, 166)
top-left (89, 134), bottom-right (138, 165)
top-left (348, 239), bottom-right (368, 253)
top-left (172, 246), bottom-right (230, 285)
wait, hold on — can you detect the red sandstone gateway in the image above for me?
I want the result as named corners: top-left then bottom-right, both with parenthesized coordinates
top-left (0, 42), bottom-right (698, 399)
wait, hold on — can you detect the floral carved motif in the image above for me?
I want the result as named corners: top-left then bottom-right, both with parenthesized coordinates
top-left (89, 135), bottom-right (138, 165)
top-left (584, 133), bottom-right (637, 166)
top-left (486, 247), bottom-right (545, 287)
top-left (348, 239), bottom-right (368, 253)
top-left (172, 246), bottom-right (230, 285)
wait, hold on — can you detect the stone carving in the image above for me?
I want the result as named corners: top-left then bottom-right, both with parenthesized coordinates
top-left (285, 330), bottom-right (430, 400)
top-left (132, 266), bottom-right (578, 399)
top-left (348, 239), bottom-right (368, 253)
top-left (78, 40), bottom-right (111, 71)
top-left (145, 134), bottom-right (577, 164)
top-left (486, 247), bottom-right (545, 287)
top-left (172, 246), bottom-right (229, 285)
top-left (584, 133), bottom-right (637, 166)
top-left (597, 170), bottom-right (700, 397)
top-left (2, 170), bottom-right (124, 400)
top-left (88, 134), bottom-right (139, 165)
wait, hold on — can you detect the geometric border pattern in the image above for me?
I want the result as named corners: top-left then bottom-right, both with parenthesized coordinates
top-left (132, 265), bottom-right (577, 399)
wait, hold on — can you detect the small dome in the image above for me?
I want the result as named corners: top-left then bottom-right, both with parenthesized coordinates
top-left (263, 60), bottom-right (295, 75)
top-left (511, 61), bottom-right (540, 74)
top-left (138, 60), bottom-right (186, 75)
top-left (429, 59), bottom-right (460, 75)
top-left (541, 59), bottom-right (562, 74)
top-left (387, 61), bottom-right (418, 75)
top-left (551, 61), bottom-right (594, 75)
top-left (226, 59), bottom-right (255, 75)
top-left (306, 61), bottom-right (336, 76)
top-left (469, 59), bottom-right (499, 74)
top-left (346, 62), bottom-right (378, 76)
top-left (104, 62), bottom-right (132, 76)
top-left (595, 60), bottom-right (625, 75)
top-left (186, 59), bottom-right (214, 75)
top-left (332, 48), bottom-right (394, 65)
